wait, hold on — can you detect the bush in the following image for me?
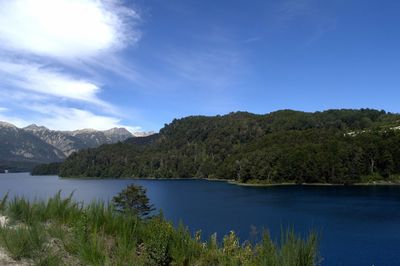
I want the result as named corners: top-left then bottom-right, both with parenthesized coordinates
top-left (112, 184), bottom-right (155, 218)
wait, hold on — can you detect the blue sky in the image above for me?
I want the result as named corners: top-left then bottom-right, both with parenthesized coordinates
top-left (0, 0), bottom-right (399, 132)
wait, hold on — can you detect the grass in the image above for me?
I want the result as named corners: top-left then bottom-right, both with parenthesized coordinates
top-left (0, 193), bottom-right (320, 265)
top-left (0, 223), bottom-right (45, 259)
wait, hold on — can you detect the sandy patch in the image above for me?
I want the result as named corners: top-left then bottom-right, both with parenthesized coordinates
top-left (0, 216), bottom-right (8, 227)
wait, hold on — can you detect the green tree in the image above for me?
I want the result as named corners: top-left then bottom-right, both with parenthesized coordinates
top-left (112, 184), bottom-right (155, 218)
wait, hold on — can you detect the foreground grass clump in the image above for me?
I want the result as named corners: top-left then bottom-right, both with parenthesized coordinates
top-left (0, 193), bottom-right (319, 265)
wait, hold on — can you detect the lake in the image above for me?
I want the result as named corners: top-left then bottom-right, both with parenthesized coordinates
top-left (0, 173), bottom-right (399, 265)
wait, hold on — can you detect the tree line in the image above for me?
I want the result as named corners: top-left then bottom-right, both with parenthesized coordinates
top-left (35, 109), bottom-right (400, 184)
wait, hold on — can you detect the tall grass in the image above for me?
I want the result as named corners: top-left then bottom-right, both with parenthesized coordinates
top-left (0, 223), bottom-right (45, 260)
top-left (0, 194), bottom-right (320, 265)
top-left (0, 192), bottom-right (8, 213)
top-left (5, 191), bottom-right (81, 226)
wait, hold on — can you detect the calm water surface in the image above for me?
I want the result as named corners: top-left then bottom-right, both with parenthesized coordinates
top-left (0, 173), bottom-right (399, 266)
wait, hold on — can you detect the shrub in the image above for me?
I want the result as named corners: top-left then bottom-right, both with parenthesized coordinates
top-left (112, 184), bottom-right (155, 218)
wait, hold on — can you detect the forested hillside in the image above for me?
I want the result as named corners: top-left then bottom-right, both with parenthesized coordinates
top-left (57, 109), bottom-right (400, 184)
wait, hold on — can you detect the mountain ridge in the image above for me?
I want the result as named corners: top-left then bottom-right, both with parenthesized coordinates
top-left (0, 122), bottom-right (154, 172)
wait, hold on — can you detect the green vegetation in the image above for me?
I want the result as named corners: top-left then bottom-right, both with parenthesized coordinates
top-left (49, 109), bottom-right (400, 184)
top-left (112, 184), bottom-right (155, 218)
top-left (0, 191), bottom-right (319, 265)
top-left (31, 162), bottom-right (62, 175)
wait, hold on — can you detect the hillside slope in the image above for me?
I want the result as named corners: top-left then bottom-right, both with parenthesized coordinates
top-left (58, 109), bottom-right (400, 184)
top-left (0, 122), bottom-right (64, 172)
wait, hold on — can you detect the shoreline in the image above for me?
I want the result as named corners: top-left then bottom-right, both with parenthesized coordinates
top-left (227, 180), bottom-right (400, 187)
top-left (53, 174), bottom-right (400, 187)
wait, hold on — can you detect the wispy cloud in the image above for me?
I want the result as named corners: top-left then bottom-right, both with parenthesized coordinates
top-left (0, 108), bottom-right (31, 128)
top-left (0, 0), bottom-right (142, 132)
top-left (0, 60), bottom-right (107, 107)
top-left (278, 0), bottom-right (315, 22)
top-left (161, 47), bottom-right (242, 90)
top-left (0, 104), bottom-right (140, 131)
top-left (27, 105), bottom-right (141, 132)
top-left (241, 37), bottom-right (262, 44)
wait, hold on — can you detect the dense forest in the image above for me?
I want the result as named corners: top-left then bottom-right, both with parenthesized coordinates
top-left (39, 109), bottom-right (400, 184)
top-left (31, 162), bottom-right (61, 175)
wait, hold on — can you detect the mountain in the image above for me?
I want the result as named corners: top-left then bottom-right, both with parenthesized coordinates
top-left (0, 122), bottom-right (144, 172)
top-left (24, 124), bottom-right (86, 157)
top-left (0, 122), bottom-right (64, 172)
top-left (67, 127), bottom-right (134, 148)
top-left (104, 128), bottom-right (136, 141)
top-left (23, 125), bottom-right (136, 157)
top-left (56, 108), bottom-right (400, 184)
top-left (131, 131), bottom-right (156, 137)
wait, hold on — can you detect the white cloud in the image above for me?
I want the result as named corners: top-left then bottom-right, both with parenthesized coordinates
top-left (0, 104), bottom-right (140, 132)
top-left (0, 105), bottom-right (141, 132)
top-left (30, 105), bottom-right (141, 132)
top-left (0, 61), bottom-right (108, 106)
top-left (0, 113), bottom-right (30, 128)
top-left (0, 0), bottom-right (139, 59)
top-left (0, 0), bottom-right (141, 131)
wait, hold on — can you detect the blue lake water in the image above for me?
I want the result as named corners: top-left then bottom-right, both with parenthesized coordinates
top-left (0, 173), bottom-right (399, 265)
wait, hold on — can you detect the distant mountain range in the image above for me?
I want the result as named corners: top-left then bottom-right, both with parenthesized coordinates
top-left (0, 121), bottom-right (154, 172)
